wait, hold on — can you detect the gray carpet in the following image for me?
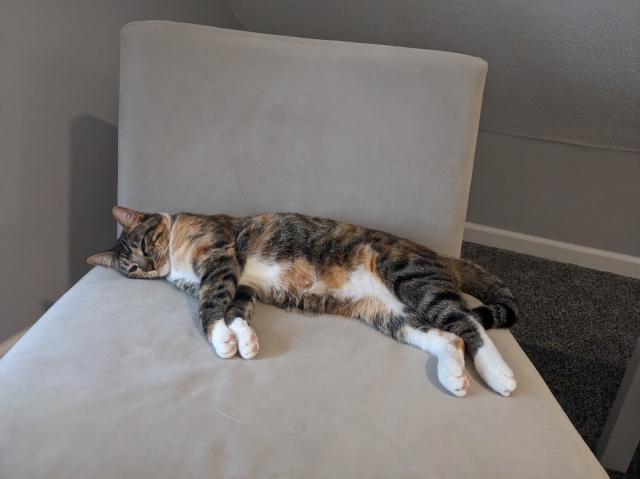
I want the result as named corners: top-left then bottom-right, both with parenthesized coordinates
top-left (462, 242), bottom-right (640, 479)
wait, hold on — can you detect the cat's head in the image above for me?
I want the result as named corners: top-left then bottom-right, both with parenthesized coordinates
top-left (87, 206), bottom-right (171, 279)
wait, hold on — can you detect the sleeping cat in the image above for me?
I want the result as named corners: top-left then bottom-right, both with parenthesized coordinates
top-left (88, 206), bottom-right (518, 397)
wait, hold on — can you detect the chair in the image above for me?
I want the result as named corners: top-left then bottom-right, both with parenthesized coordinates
top-left (0, 22), bottom-right (607, 478)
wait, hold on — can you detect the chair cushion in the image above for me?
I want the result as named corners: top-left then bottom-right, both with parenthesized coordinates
top-left (0, 268), bottom-right (607, 478)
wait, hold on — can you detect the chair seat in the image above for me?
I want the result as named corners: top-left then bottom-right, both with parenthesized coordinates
top-left (0, 268), bottom-right (606, 478)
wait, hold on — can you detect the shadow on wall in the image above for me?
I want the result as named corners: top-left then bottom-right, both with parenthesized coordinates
top-left (69, 115), bottom-right (118, 286)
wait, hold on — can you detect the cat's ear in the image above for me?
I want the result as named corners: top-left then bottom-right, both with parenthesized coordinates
top-left (112, 206), bottom-right (145, 230)
top-left (87, 251), bottom-right (116, 268)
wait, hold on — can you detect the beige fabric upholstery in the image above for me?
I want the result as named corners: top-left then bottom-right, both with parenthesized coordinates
top-left (0, 22), bottom-right (606, 478)
top-left (1, 269), bottom-right (606, 478)
top-left (118, 21), bottom-right (486, 257)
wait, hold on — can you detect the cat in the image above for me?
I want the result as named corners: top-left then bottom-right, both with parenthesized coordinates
top-left (88, 206), bottom-right (518, 397)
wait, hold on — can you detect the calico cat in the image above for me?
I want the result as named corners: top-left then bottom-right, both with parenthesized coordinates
top-left (88, 206), bottom-right (518, 397)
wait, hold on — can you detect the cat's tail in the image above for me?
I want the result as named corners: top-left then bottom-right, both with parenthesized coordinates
top-left (442, 257), bottom-right (518, 329)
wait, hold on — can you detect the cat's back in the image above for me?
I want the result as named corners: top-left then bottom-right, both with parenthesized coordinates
top-left (238, 212), bottom-right (435, 262)
top-left (238, 212), bottom-right (364, 257)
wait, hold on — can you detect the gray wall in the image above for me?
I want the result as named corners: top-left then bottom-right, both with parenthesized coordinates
top-left (0, 0), bottom-right (240, 342)
top-left (228, 0), bottom-right (640, 255)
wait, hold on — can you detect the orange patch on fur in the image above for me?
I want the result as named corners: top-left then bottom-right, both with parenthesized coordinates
top-left (282, 259), bottom-right (317, 293)
top-left (339, 223), bottom-right (360, 235)
top-left (433, 329), bottom-right (465, 352)
top-left (170, 214), bottom-right (217, 271)
top-left (171, 215), bottom-right (207, 249)
top-left (194, 243), bottom-right (213, 258)
top-left (354, 245), bottom-right (379, 274)
top-left (347, 297), bottom-right (391, 322)
top-left (254, 213), bottom-right (274, 224)
top-left (322, 266), bottom-right (350, 289)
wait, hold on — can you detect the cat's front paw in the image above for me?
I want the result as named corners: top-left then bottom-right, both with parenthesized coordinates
top-left (229, 318), bottom-right (260, 359)
top-left (209, 319), bottom-right (238, 359)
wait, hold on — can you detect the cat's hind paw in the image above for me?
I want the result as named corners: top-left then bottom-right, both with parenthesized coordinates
top-left (437, 348), bottom-right (469, 397)
top-left (229, 318), bottom-right (260, 359)
top-left (474, 344), bottom-right (517, 397)
top-left (209, 319), bottom-right (238, 359)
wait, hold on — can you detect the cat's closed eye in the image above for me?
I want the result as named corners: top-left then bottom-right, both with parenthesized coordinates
top-left (127, 264), bottom-right (138, 273)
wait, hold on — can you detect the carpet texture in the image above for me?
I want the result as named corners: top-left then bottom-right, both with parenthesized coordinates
top-left (462, 242), bottom-right (640, 478)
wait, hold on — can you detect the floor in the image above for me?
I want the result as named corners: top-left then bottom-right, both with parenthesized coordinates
top-left (462, 242), bottom-right (640, 479)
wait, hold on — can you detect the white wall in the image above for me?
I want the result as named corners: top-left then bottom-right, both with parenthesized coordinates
top-left (0, 0), bottom-right (240, 342)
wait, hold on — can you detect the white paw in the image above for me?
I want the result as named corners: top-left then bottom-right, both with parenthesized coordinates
top-left (209, 319), bottom-right (237, 359)
top-left (474, 344), bottom-right (517, 397)
top-left (437, 344), bottom-right (469, 397)
top-left (229, 318), bottom-right (260, 359)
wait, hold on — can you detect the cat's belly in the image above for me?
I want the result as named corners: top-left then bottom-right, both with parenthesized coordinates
top-left (337, 267), bottom-right (405, 315)
top-left (239, 256), bottom-right (405, 315)
top-left (166, 256), bottom-right (405, 316)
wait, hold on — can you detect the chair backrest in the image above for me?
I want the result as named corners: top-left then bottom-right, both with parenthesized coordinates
top-left (118, 21), bottom-right (486, 257)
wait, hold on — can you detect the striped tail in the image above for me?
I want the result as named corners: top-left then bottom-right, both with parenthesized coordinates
top-left (443, 257), bottom-right (519, 329)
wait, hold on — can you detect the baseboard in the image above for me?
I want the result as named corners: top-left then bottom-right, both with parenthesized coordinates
top-left (0, 328), bottom-right (29, 358)
top-left (464, 222), bottom-right (640, 280)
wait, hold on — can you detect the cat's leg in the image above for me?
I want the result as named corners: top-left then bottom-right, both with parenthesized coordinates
top-left (225, 285), bottom-right (260, 359)
top-left (172, 278), bottom-right (199, 297)
top-left (467, 317), bottom-right (517, 396)
top-left (430, 307), bottom-right (516, 396)
top-left (405, 306), bottom-right (516, 396)
top-left (293, 290), bottom-right (468, 396)
top-left (417, 303), bottom-right (516, 396)
top-left (418, 298), bottom-right (516, 396)
top-left (378, 257), bottom-right (516, 396)
top-left (398, 323), bottom-right (469, 397)
top-left (198, 254), bottom-right (240, 359)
